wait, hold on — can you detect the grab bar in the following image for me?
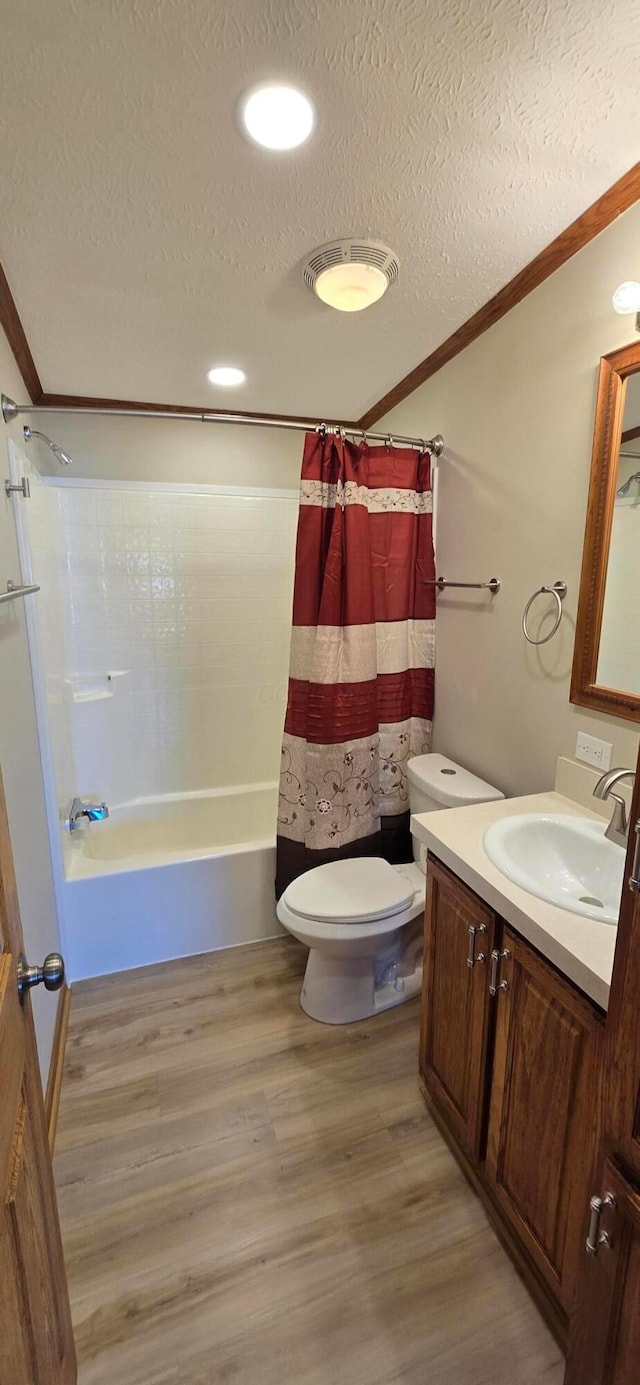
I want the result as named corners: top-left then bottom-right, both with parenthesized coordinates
top-left (424, 577), bottom-right (501, 594)
top-left (0, 580), bottom-right (40, 605)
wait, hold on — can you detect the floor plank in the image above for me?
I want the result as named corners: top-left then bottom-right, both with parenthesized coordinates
top-left (56, 938), bottom-right (565, 1385)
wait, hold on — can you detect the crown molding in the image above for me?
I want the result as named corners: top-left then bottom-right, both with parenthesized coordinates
top-left (0, 262), bottom-right (42, 403)
top-left (358, 161), bottom-right (640, 430)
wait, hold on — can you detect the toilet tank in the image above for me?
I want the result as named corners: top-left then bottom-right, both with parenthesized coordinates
top-left (407, 753), bottom-right (504, 866)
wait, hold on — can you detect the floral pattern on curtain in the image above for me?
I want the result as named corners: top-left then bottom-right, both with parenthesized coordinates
top-left (276, 431), bottom-right (436, 897)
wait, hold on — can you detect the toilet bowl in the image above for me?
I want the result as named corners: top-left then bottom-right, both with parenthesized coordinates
top-left (277, 753), bottom-right (504, 1024)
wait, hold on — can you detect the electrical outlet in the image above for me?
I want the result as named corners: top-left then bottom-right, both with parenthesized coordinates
top-left (575, 733), bottom-right (613, 770)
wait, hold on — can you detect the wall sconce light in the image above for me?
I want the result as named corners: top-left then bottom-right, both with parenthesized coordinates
top-left (612, 281), bottom-right (640, 333)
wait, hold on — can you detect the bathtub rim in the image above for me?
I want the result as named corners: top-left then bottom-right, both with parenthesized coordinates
top-left (62, 779), bottom-right (279, 880)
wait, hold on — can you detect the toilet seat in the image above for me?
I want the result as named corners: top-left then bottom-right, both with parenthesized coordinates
top-left (284, 856), bottom-right (415, 926)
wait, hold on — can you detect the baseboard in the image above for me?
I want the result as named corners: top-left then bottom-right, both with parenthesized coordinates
top-left (44, 984), bottom-right (71, 1153)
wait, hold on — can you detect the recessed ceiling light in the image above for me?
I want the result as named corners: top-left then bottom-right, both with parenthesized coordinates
top-left (241, 84), bottom-right (314, 150)
top-left (207, 366), bottom-right (246, 387)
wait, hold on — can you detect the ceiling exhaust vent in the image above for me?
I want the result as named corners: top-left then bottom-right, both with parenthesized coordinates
top-left (303, 239), bottom-right (399, 312)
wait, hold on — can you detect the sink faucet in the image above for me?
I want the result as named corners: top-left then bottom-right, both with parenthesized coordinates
top-left (65, 797), bottom-right (109, 833)
top-left (593, 768), bottom-right (636, 848)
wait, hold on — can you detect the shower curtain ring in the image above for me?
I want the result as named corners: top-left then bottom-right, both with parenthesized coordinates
top-left (387, 433), bottom-right (394, 448)
top-left (316, 422), bottom-right (327, 437)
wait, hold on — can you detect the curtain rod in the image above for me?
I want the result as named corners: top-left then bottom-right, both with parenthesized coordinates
top-left (1, 395), bottom-right (444, 456)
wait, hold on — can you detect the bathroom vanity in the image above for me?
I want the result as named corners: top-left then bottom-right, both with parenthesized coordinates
top-left (412, 791), bottom-right (618, 1347)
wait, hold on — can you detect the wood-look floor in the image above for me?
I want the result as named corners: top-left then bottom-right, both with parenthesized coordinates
top-left (55, 938), bottom-right (565, 1385)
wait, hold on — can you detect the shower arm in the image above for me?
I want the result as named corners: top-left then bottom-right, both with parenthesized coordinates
top-left (617, 469), bottom-right (640, 497)
top-left (1, 395), bottom-right (444, 457)
top-left (22, 425), bottom-right (74, 467)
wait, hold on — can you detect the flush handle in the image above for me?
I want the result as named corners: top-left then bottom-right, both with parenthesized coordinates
top-left (629, 819), bottom-right (640, 894)
top-left (489, 948), bottom-right (511, 996)
top-left (467, 923), bottom-right (487, 969)
top-left (586, 1192), bottom-right (616, 1256)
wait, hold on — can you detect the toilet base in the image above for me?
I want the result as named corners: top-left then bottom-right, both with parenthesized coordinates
top-left (300, 946), bottom-right (422, 1025)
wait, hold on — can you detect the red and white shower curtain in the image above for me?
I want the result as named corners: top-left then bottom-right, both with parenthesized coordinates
top-left (276, 430), bottom-right (436, 897)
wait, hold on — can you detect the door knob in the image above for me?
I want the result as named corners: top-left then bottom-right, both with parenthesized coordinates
top-left (17, 952), bottom-right (65, 1002)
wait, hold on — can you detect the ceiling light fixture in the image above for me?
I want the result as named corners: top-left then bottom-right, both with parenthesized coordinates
top-left (303, 239), bottom-right (399, 313)
top-left (207, 366), bottom-right (246, 387)
top-left (241, 84), bottom-right (314, 151)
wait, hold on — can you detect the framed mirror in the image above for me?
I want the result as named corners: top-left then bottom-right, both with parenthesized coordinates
top-left (571, 340), bottom-right (640, 722)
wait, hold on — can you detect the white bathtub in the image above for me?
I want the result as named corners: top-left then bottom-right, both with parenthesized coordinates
top-left (61, 784), bottom-right (283, 981)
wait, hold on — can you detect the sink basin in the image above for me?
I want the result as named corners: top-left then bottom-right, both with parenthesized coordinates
top-left (483, 813), bottom-right (625, 923)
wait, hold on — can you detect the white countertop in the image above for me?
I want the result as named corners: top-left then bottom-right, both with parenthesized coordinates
top-left (411, 791), bottom-right (617, 1010)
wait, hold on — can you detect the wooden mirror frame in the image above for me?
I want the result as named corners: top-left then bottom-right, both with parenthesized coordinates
top-left (571, 339), bottom-right (640, 722)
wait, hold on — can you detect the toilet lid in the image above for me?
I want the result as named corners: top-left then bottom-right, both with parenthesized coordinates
top-left (284, 857), bottom-right (415, 925)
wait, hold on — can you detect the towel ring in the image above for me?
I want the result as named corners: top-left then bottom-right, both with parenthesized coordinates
top-left (522, 581), bottom-right (567, 646)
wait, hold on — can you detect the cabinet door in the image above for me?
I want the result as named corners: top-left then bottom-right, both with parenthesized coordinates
top-left (566, 1158), bottom-right (640, 1385)
top-left (420, 858), bottom-right (496, 1160)
top-left (486, 928), bottom-right (601, 1313)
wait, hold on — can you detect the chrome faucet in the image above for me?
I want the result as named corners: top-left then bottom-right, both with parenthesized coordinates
top-left (65, 797), bottom-right (109, 833)
top-left (593, 768), bottom-right (636, 848)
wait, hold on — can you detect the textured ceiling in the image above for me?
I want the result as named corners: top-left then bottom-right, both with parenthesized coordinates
top-left (1, 0), bottom-right (639, 418)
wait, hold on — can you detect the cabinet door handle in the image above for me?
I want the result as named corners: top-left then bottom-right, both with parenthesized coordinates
top-left (629, 819), bottom-right (640, 894)
top-left (586, 1192), bottom-right (616, 1256)
top-left (467, 923), bottom-right (487, 968)
top-left (489, 948), bottom-right (511, 996)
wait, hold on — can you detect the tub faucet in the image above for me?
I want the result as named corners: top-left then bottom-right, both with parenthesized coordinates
top-left (65, 797), bottom-right (110, 833)
top-left (593, 768), bottom-right (636, 848)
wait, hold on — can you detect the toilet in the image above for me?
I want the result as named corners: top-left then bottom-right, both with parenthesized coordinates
top-left (277, 753), bottom-right (504, 1024)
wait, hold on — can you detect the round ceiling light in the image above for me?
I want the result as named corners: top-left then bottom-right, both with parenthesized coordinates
top-left (207, 366), bottom-right (246, 387)
top-left (241, 84), bottom-right (314, 150)
top-left (303, 239), bottom-right (399, 313)
top-left (612, 281), bottom-right (640, 315)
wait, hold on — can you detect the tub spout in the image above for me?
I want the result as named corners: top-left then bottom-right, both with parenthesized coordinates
top-left (65, 797), bottom-right (109, 833)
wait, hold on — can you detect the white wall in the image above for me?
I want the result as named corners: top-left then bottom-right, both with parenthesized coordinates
top-left (32, 410), bottom-right (304, 489)
top-left (378, 201), bottom-right (640, 796)
top-left (0, 330), bottom-right (61, 1081)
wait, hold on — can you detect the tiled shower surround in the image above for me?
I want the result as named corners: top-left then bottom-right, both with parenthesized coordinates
top-left (28, 482), bottom-right (298, 807)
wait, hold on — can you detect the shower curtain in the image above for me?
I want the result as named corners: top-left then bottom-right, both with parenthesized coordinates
top-left (276, 430), bottom-right (436, 897)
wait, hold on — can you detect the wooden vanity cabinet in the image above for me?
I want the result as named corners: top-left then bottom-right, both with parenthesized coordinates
top-left (420, 858), bottom-right (497, 1161)
top-left (485, 928), bottom-right (601, 1314)
top-left (566, 749), bottom-right (640, 1385)
top-left (566, 1158), bottom-right (640, 1384)
top-left (421, 857), bottom-right (603, 1330)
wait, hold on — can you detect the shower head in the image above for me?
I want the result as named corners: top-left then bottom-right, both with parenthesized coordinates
top-left (23, 425), bottom-right (74, 467)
